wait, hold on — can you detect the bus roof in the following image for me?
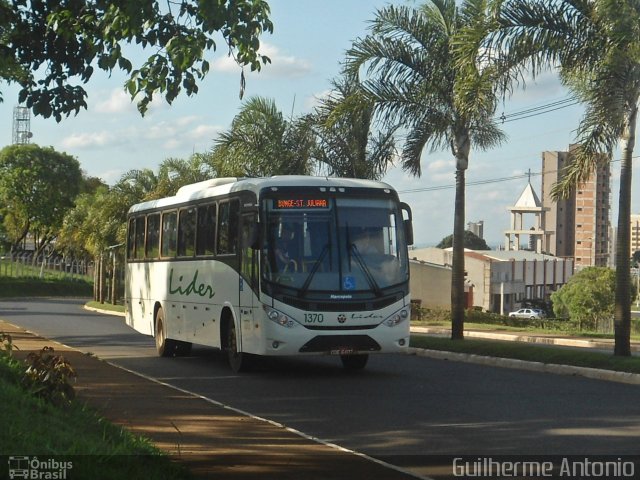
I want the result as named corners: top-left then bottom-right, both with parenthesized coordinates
top-left (128, 175), bottom-right (398, 214)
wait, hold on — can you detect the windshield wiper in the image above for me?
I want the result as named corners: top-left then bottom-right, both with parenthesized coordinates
top-left (299, 244), bottom-right (330, 296)
top-left (350, 244), bottom-right (382, 297)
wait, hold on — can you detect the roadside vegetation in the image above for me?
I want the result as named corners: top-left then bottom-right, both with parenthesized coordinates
top-left (410, 336), bottom-right (640, 375)
top-left (0, 276), bottom-right (92, 298)
top-left (411, 305), bottom-right (640, 340)
top-left (0, 258), bottom-right (92, 298)
top-left (0, 335), bottom-right (192, 479)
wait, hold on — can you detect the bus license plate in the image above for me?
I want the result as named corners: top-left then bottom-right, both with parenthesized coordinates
top-left (331, 348), bottom-right (355, 355)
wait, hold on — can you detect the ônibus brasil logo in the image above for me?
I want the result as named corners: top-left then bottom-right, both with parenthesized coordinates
top-left (8, 456), bottom-right (72, 479)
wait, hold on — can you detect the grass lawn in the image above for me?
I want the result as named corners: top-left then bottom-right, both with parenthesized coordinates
top-left (0, 352), bottom-right (192, 479)
top-left (0, 276), bottom-right (92, 298)
top-left (410, 335), bottom-right (640, 375)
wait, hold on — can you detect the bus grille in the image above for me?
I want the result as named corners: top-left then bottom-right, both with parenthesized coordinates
top-left (283, 295), bottom-right (399, 312)
top-left (299, 335), bottom-right (381, 353)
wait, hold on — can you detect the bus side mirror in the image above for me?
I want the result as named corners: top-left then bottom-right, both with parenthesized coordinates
top-left (400, 202), bottom-right (414, 246)
top-left (404, 219), bottom-right (414, 246)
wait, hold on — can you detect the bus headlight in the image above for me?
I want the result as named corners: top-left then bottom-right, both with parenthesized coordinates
top-left (385, 308), bottom-right (409, 327)
top-left (264, 306), bottom-right (295, 328)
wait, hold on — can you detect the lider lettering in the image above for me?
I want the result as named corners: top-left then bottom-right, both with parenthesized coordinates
top-left (169, 269), bottom-right (216, 299)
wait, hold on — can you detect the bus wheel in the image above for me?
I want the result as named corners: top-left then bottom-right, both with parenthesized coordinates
top-left (226, 320), bottom-right (248, 373)
top-left (340, 354), bottom-right (368, 370)
top-left (155, 308), bottom-right (177, 357)
top-left (175, 341), bottom-right (192, 357)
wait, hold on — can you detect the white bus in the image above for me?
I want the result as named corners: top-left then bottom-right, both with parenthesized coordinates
top-left (125, 176), bottom-right (413, 371)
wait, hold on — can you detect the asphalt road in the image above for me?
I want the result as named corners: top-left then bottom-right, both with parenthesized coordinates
top-left (2, 298), bottom-right (640, 472)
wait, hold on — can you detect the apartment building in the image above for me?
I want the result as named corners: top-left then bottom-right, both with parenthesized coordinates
top-left (631, 215), bottom-right (640, 256)
top-left (541, 145), bottom-right (611, 268)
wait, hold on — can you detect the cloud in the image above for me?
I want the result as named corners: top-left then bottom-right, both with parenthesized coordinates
top-left (60, 115), bottom-right (223, 159)
top-left (304, 89), bottom-right (331, 111)
top-left (61, 131), bottom-right (118, 149)
top-left (508, 70), bottom-right (566, 103)
top-left (162, 138), bottom-right (181, 149)
top-left (188, 124), bottom-right (223, 141)
top-left (211, 42), bottom-right (312, 78)
top-left (426, 158), bottom-right (455, 182)
top-left (93, 87), bottom-right (167, 116)
top-left (95, 89), bottom-right (135, 114)
top-left (97, 169), bottom-right (125, 185)
top-left (427, 158), bottom-right (455, 173)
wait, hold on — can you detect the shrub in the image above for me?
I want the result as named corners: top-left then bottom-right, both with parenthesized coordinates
top-left (22, 346), bottom-right (77, 407)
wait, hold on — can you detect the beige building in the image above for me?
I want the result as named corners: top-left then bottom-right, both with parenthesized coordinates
top-left (409, 247), bottom-right (574, 313)
top-left (541, 145), bottom-right (611, 268)
top-left (409, 259), bottom-right (451, 310)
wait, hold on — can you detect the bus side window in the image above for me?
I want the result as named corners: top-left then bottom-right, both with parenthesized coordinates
top-left (161, 211), bottom-right (178, 257)
top-left (135, 216), bottom-right (146, 260)
top-left (178, 207), bottom-right (196, 257)
top-left (196, 204), bottom-right (216, 256)
top-left (146, 213), bottom-right (160, 259)
top-left (127, 218), bottom-right (136, 260)
top-left (217, 200), bottom-right (239, 255)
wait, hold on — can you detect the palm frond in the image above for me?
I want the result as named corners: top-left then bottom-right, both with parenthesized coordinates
top-left (488, 0), bottom-right (601, 82)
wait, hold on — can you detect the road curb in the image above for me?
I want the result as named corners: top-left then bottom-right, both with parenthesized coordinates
top-left (407, 347), bottom-right (640, 385)
top-left (83, 305), bottom-right (125, 317)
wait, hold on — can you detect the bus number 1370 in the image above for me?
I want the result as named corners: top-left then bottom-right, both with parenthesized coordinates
top-left (304, 313), bottom-right (324, 323)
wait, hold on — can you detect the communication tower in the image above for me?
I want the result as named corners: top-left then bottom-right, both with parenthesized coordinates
top-left (12, 106), bottom-right (32, 144)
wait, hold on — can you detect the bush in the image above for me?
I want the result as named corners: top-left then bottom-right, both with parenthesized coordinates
top-left (414, 307), bottom-right (585, 332)
top-left (412, 304), bottom-right (449, 322)
top-left (22, 346), bottom-right (77, 407)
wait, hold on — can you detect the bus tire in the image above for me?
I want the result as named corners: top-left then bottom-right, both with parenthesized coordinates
top-left (155, 307), bottom-right (177, 357)
top-left (175, 341), bottom-right (192, 357)
top-left (226, 319), bottom-right (249, 373)
top-left (340, 354), bottom-right (368, 370)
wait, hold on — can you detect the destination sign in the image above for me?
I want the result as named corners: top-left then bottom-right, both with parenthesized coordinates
top-left (274, 198), bottom-right (329, 209)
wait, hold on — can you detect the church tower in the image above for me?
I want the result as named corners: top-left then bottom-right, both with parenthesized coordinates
top-left (504, 178), bottom-right (552, 254)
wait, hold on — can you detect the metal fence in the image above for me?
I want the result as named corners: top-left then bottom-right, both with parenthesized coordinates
top-left (0, 254), bottom-right (93, 281)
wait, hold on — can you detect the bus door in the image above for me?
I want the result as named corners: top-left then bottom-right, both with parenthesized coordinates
top-left (239, 212), bottom-right (259, 339)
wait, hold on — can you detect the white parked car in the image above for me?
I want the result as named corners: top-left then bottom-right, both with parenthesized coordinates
top-left (508, 308), bottom-right (545, 319)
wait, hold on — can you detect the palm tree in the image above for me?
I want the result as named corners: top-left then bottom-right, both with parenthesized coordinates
top-left (155, 154), bottom-right (216, 198)
top-left (487, 0), bottom-right (640, 356)
top-left (345, 0), bottom-right (507, 339)
top-left (309, 73), bottom-right (396, 180)
top-left (210, 96), bottom-right (314, 177)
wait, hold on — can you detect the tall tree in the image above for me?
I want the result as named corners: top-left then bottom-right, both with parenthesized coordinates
top-left (310, 73), bottom-right (396, 180)
top-left (209, 96), bottom-right (314, 177)
top-left (437, 230), bottom-right (491, 250)
top-left (551, 267), bottom-right (616, 331)
top-left (487, 0), bottom-right (640, 356)
top-left (345, 0), bottom-right (507, 339)
top-left (1, 0), bottom-right (273, 119)
top-left (0, 144), bottom-right (82, 259)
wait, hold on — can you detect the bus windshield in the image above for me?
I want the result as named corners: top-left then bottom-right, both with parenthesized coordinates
top-left (262, 196), bottom-right (408, 295)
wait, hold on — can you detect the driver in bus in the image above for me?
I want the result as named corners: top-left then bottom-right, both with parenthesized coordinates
top-left (352, 227), bottom-right (381, 255)
top-left (352, 227), bottom-right (401, 284)
top-left (275, 225), bottom-right (297, 271)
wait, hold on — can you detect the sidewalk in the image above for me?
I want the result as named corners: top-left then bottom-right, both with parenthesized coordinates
top-left (1, 320), bottom-right (420, 480)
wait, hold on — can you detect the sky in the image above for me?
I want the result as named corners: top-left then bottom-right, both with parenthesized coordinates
top-left (0, 0), bottom-right (638, 249)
